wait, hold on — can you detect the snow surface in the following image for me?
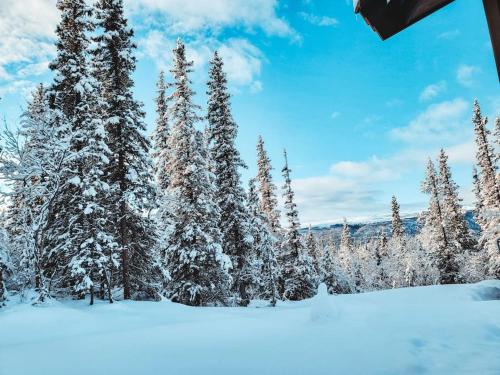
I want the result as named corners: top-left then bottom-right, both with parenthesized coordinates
top-left (1, 281), bottom-right (500, 375)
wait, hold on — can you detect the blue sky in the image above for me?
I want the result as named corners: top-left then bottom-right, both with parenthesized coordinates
top-left (0, 0), bottom-right (499, 225)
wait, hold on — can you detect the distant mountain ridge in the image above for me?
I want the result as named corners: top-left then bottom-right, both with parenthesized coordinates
top-left (303, 210), bottom-right (480, 244)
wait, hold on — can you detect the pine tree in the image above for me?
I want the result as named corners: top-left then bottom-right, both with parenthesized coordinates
top-left (494, 117), bottom-right (499, 165)
top-left (67, 75), bottom-right (117, 305)
top-left (305, 226), bottom-right (320, 274)
top-left (0, 229), bottom-right (12, 306)
top-left (93, 0), bottom-right (157, 299)
top-left (206, 51), bottom-right (253, 305)
top-left (256, 136), bottom-right (281, 233)
top-left (48, 0), bottom-right (93, 120)
top-left (473, 100), bottom-right (500, 206)
top-left (472, 167), bottom-right (485, 227)
top-left (152, 71), bottom-right (170, 191)
top-left (391, 196), bottom-right (404, 239)
top-left (337, 219), bottom-right (357, 291)
top-left (319, 245), bottom-right (350, 294)
top-left (165, 40), bottom-right (231, 306)
top-left (437, 149), bottom-right (476, 252)
top-left (279, 150), bottom-right (316, 300)
top-left (472, 101), bottom-right (500, 278)
top-left (246, 178), bottom-right (278, 305)
top-left (47, 0), bottom-right (98, 298)
top-left (421, 158), bottom-right (457, 284)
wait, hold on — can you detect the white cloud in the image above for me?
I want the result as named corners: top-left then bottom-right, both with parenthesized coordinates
top-left (456, 64), bottom-right (481, 87)
top-left (291, 175), bottom-right (386, 226)
top-left (0, 0), bottom-right (58, 78)
top-left (331, 111), bottom-right (341, 119)
top-left (438, 29), bottom-right (460, 40)
top-left (292, 97), bottom-right (478, 225)
top-left (390, 98), bottom-right (470, 144)
top-left (300, 12), bottom-right (339, 27)
top-left (125, 0), bottom-right (296, 38)
top-left (419, 81), bottom-right (446, 101)
top-left (140, 32), bottom-right (264, 92)
top-left (218, 39), bottom-right (263, 88)
top-left (17, 61), bottom-right (51, 78)
top-left (386, 98), bottom-right (403, 108)
top-left (0, 80), bottom-right (37, 98)
top-left (293, 140), bottom-right (476, 225)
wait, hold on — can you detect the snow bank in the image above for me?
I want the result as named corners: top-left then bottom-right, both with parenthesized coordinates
top-left (1, 281), bottom-right (499, 375)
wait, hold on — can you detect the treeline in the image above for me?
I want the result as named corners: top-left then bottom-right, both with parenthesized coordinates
top-left (0, 0), bottom-right (499, 308)
top-left (309, 108), bottom-right (500, 293)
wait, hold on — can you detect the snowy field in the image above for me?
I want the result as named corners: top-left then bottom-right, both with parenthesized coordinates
top-left (1, 281), bottom-right (500, 375)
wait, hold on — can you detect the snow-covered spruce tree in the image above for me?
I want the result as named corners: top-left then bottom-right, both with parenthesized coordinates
top-left (495, 117), bottom-right (500, 165)
top-left (391, 195), bottom-right (404, 240)
top-left (1, 85), bottom-right (69, 302)
top-left (337, 219), bottom-right (357, 292)
top-left (319, 245), bottom-right (350, 294)
top-left (67, 75), bottom-right (117, 305)
top-left (356, 242), bottom-right (380, 291)
top-left (246, 178), bottom-right (278, 306)
top-left (206, 51), bottom-right (254, 305)
top-left (472, 101), bottom-right (500, 279)
top-left (256, 136), bottom-right (281, 233)
top-left (0, 229), bottom-right (12, 306)
top-left (48, 0), bottom-right (92, 120)
top-left (279, 150), bottom-right (317, 300)
top-left (165, 40), bottom-right (231, 306)
top-left (438, 149), bottom-right (476, 252)
top-left (152, 71), bottom-right (170, 191)
top-left (93, 0), bottom-right (157, 299)
top-left (420, 158), bottom-right (457, 284)
top-left (375, 230), bottom-right (390, 288)
top-left (473, 101), bottom-right (500, 206)
top-left (47, 0), bottom-right (97, 298)
top-left (473, 167), bottom-right (486, 228)
top-left (305, 227), bottom-right (320, 274)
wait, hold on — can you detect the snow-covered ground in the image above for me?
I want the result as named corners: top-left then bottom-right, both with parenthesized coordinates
top-left (1, 281), bottom-right (500, 375)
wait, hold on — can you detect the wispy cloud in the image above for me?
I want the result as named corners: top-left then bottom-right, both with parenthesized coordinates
top-left (419, 81), bottom-right (446, 102)
top-left (125, 0), bottom-right (297, 38)
top-left (331, 111), bottom-right (341, 120)
top-left (438, 29), bottom-right (460, 40)
top-left (140, 32), bottom-right (264, 92)
top-left (390, 98), bottom-right (470, 144)
top-left (456, 64), bottom-right (481, 87)
top-left (299, 12), bottom-right (339, 27)
top-left (0, 0), bottom-right (58, 83)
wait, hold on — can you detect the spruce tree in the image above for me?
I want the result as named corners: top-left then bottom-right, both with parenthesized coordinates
top-left (93, 0), bottom-right (157, 299)
top-left (472, 101), bottom-right (500, 278)
top-left (391, 195), bottom-right (404, 239)
top-left (206, 51), bottom-right (253, 305)
top-left (279, 150), bottom-right (316, 300)
top-left (472, 167), bottom-right (485, 227)
top-left (47, 0), bottom-right (97, 298)
top-left (421, 158), bottom-right (457, 284)
top-left (0, 229), bottom-right (11, 306)
top-left (165, 40), bottom-right (231, 306)
top-left (495, 117), bottom-right (500, 165)
top-left (152, 71), bottom-right (170, 191)
top-left (337, 220), bottom-right (356, 292)
top-left (438, 149), bottom-right (476, 251)
top-left (473, 100), bottom-right (500, 206)
top-left (246, 178), bottom-right (278, 305)
top-left (319, 245), bottom-right (349, 294)
top-left (256, 136), bottom-right (281, 233)
top-left (67, 76), bottom-right (117, 305)
top-left (305, 227), bottom-right (320, 274)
